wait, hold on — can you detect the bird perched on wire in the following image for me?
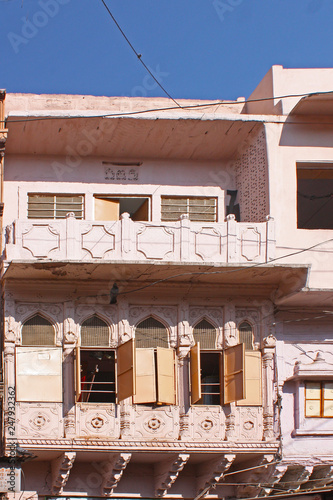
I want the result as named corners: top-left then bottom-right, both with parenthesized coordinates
top-left (110, 283), bottom-right (119, 304)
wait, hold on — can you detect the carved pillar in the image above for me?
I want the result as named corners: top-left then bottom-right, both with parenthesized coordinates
top-left (224, 303), bottom-right (237, 347)
top-left (262, 335), bottom-right (276, 440)
top-left (178, 301), bottom-right (190, 439)
top-left (63, 301), bottom-right (76, 437)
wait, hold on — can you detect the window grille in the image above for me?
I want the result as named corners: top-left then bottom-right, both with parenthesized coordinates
top-left (161, 197), bottom-right (217, 222)
top-left (239, 321), bottom-right (254, 350)
top-left (21, 314), bottom-right (55, 346)
top-left (135, 317), bottom-right (169, 348)
top-left (193, 319), bottom-right (217, 350)
top-left (28, 194), bottom-right (83, 219)
top-left (81, 316), bottom-right (109, 346)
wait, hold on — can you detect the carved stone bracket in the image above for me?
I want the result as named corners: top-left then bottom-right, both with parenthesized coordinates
top-left (51, 452), bottom-right (76, 495)
top-left (196, 453), bottom-right (235, 497)
top-left (277, 464), bottom-right (313, 492)
top-left (101, 452), bottom-right (132, 496)
top-left (236, 454), bottom-right (276, 498)
top-left (154, 453), bottom-right (190, 497)
top-left (307, 464), bottom-right (333, 489)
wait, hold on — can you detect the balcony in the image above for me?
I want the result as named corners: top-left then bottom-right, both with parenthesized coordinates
top-left (4, 213), bottom-right (275, 265)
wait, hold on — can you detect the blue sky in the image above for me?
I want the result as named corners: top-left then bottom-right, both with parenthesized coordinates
top-left (1, 0), bottom-right (333, 100)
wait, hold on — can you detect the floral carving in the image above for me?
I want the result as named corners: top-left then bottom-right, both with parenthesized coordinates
top-left (243, 420), bottom-right (254, 431)
top-left (30, 413), bottom-right (48, 430)
top-left (201, 418), bottom-right (214, 431)
top-left (147, 417), bottom-right (161, 430)
top-left (91, 416), bottom-right (104, 429)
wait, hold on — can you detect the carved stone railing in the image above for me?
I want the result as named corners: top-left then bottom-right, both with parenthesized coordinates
top-left (5, 213), bottom-right (275, 265)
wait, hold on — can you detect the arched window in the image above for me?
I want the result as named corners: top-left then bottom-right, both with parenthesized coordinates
top-left (238, 321), bottom-right (254, 350)
top-left (81, 316), bottom-right (109, 346)
top-left (21, 314), bottom-right (55, 346)
top-left (193, 319), bottom-right (217, 350)
top-left (135, 317), bottom-right (168, 348)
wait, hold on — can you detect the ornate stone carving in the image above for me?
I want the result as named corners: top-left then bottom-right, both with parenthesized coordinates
top-left (263, 334), bottom-right (277, 348)
top-left (196, 454), bottom-right (236, 496)
top-left (236, 454), bottom-right (276, 498)
top-left (234, 129), bottom-right (268, 223)
top-left (225, 411), bottom-right (236, 440)
top-left (102, 453), bottom-right (132, 496)
top-left (137, 225), bottom-right (175, 260)
top-left (16, 403), bottom-right (63, 438)
top-left (191, 407), bottom-right (224, 441)
top-left (154, 453), bottom-right (190, 497)
top-left (51, 452), bottom-right (76, 495)
top-left (76, 406), bottom-right (117, 438)
top-left (22, 224), bottom-right (60, 258)
top-left (81, 224), bottom-right (115, 259)
top-left (134, 407), bottom-right (178, 440)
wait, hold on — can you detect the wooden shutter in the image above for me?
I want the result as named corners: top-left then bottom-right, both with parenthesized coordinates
top-left (16, 347), bottom-right (62, 402)
top-left (190, 343), bottom-right (201, 404)
top-left (95, 198), bottom-right (119, 221)
top-left (132, 199), bottom-right (149, 221)
top-left (156, 347), bottom-right (176, 405)
top-left (223, 343), bottom-right (245, 404)
top-left (134, 348), bottom-right (156, 404)
top-left (75, 346), bottom-right (81, 402)
top-left (117, 339), bottom-right (136, 402)
top-left (237, 351), bottom-right (262, 406)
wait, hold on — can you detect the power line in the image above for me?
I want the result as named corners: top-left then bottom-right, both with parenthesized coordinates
top-left (3, 89), bottom-right (333, 125)
top-left (99, 0), bottom-right (180, 108)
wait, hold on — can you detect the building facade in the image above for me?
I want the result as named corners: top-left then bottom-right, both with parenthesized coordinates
top-left (1, 66), bottom-right (333, 499)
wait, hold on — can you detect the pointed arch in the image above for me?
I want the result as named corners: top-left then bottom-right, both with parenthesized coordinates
top-left (80, 315), bottom-right (110, 346)
top-left (21, 314), bottom-right (55, 346)
top-left (238, 320), bottom-right (254, 350)
top-left (193, 318), bottom-right (217, 350)
top-left (135, 316), bottom-right (169, 348)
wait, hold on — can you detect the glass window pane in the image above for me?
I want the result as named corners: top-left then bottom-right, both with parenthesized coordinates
top-left (305, 400), bottom-right (321, 417)
top-left (323, 382), bottom-right (333, 399)
top-left (323, 400), bottom-right (333, 417)
top-left (305, 382), bottom-right (321, 399)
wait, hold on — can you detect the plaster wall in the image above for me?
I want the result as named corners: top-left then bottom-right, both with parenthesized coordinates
top-left (264, 121), bottom-right (333, 290)
top-left (247, 65), bottom-right (333, 115)
top-left (3, 156), bottom-right (236, 225)
top-left (276, 320), bottom-right (333, 460)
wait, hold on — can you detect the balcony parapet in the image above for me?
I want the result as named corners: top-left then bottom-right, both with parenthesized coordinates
top-left (4, 213), bottom-right (275, 265)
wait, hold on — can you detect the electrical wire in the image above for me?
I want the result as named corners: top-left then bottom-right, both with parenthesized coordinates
top-left (2, 89), bottom-right (333, 125)
top-left (99, 0), bottom-right (180, 108)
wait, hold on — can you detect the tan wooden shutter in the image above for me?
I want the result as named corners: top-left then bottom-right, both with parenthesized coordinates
top-left (223, 343), bottom-right (245, 404)
top-left (190, 343), bottom-right (201, 404)
top-left (237, 351), bottom-right (262, 406)
top-left (75, 346), bottom-right (81, 402)
top-left (95, 198), bottom-right (119, 221)
top-left (156, 347), bottom-right (176, 405)
top-left (132, 199), bottom-right (149, 221)
top-left (16, 347), bottom-right (62, 402)
top-left (117, 339), bottom-right (136, 402)
top-left (134, 348), bottom-right (156, 404)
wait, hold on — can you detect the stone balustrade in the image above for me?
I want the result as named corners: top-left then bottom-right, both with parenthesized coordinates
top-left (4, 212), bottom-right (275, 264)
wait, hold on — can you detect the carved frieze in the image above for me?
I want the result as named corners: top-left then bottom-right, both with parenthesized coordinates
top-left (16, 403), bottom-right (63, 438)
top-left (76, 405), bottom-right (118, 438)
top-left (133, 406), bottom-right (178, 440)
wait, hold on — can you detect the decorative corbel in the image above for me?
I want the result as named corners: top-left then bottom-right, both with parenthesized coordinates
top-left (101, 452), bottom-right (132, 497)
top-left (51, 452), bottom-right (76, 495)
top-left (154, 453), bottom-right (190, 497)
top-left (196, 453), bottom-right (235, 497)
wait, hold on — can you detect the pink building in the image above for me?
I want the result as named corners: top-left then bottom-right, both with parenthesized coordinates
top-left (1, 66), bottom-right (333, 500)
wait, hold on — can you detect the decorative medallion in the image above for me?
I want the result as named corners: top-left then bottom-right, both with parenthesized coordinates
top-left (200, 418), bottom-right (214, 431)
top-left (243, 420), bottom-right (254, 431)
top-left (91, 416), bottom-right (104, 429)
top-left (143, 415), bottom-right (164, 433)
top-left (29, 412), bottom-right (48, 430)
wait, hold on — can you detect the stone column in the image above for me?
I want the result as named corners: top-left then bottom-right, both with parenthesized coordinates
top-left (262, 335), bottom-right (276, 440)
